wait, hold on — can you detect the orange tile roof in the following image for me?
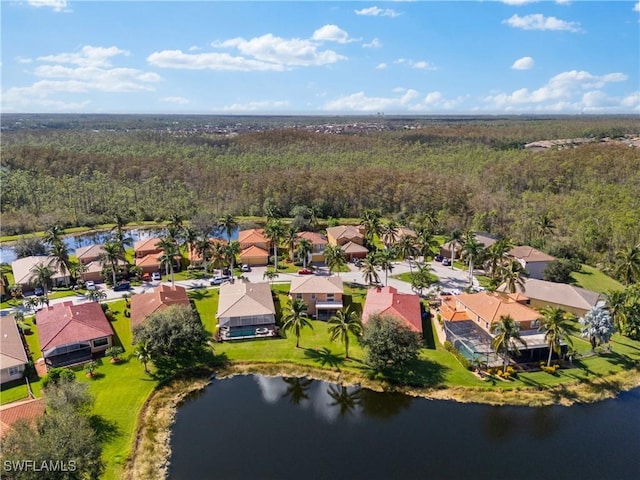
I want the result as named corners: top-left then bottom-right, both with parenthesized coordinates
top-left (238, 229), bottom-right (268, 245)
top-left (36, 301), bottom-right (113, 352)
top-left (130, 284), bottom-right (190, 329)
top-left (362, 286), bottom-right (422, 332)
top-left (341, 241), bottom-right (369, 254)
top-left (326, 225), bottom-right (363, 242)
top-left (451, 291), bottom-right (539, 326)
top-left (0, 399), bottom-right (46, 437)
top-left (296, 231), bottom-right (327, 245)
top-left (509, 245), bottom-right (555, 263)
top-left (134, 237), bottom-right (162, 253)
top-left (239, 245), bottom-right (270, 258)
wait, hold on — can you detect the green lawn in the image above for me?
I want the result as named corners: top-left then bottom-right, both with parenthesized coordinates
top-left (392, 271), bottom-right (439, 285)
top-left (571, 264), bottom-right (624, 293)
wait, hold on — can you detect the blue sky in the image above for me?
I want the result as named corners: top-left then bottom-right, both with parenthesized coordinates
top-left (2, 1), bottom-right (639, 114)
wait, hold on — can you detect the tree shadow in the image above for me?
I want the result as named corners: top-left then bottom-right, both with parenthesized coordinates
top-left (88, 414), bottom-right (120, 445)
top-left (303, 347), bottom-right (344, 369)
top-left (365, 358), bottom-right (449, 388)
top-left (188, 289), bottom-right (212, 301)
top-left (151, 346), bottom-right (218, 381)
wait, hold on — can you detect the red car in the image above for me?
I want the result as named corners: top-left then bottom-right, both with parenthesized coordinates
top-left (297, 268), bottom-right (314, 275)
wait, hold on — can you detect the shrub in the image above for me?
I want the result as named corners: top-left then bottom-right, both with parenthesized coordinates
top-left (42, 367), bottom-right (75, 388)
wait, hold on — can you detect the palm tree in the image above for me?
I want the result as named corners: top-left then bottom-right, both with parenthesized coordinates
top-left (461, 232), bottom-right (484, 286)
top-left (446, 229), bottom-right (464, 269)
top-left (536, 213), bottom-right (556, 245)
top-left (490, 314), bottom-right (527, 373)
top-left (376, 248), bottom-right (395, 286)
top-left (327, 384), bottom-right (362, 416)
top-left (328, 306), bottom-right (363, 359)
top-left (29, 261), bottom-right (55, 302)
top-left (209, 241), bottom-right (227, 274)
top-left (296, 238), bottom-right (313, 268)
top-left (380, 221), bottom-right (400, 249)
top-left (605, 289), bottom-right (628, 333)
top-left (86, 289), bottom-right (108, 303)
top-left (68, 260), bottom-right (87, 285)
top-left (49, 241), bottom-right (71, 287)
top-left (264, 220), bottom-right (285, 271)
top-left (263, 268), bottom-right (279, 285)
top-left (218, 213), bottom-right (238, 243)
top-left (110, 213), bottom-right (131, 254)
top-left (166, 213), bottom-right (185, 241)
top-left (43, 224), bottom-right (65, 247)
top-left (182, 226), bottom-right (200, 260)
top-left (224, 241), bottom-right (241, 273)
top-left (394, 235), bottom-right (418, 273)
top-left (484, 239), bottom-right (513, 282)
top-left (415, 226), bottom-right (439, 263)
top-left (100, 241), bottom-right (126, 286)
top-left (360, 209), bottom-right (382, 248)
top-left (411, 263), bottom-right (435, 295)
top-left (158, 237), bottom-right (179, 285)
top-left (499, 259), bottom-right (527, 293)
top-left (361, 253), bottom-right (380, 286)
top-left (614, 244), bottom-right (640, 285)
top-left (324, 244), bottom-right (346, 276)
top-left (281, 298), bottom-right (313, 348)
top-left (134, 341), bottom-right (152, 374)
top-left (195, 238), bottom-right (214, 273)
top-left (538, 306), bottom-right (575, 366)
top-left (283, 226), bottom-right (299, 263)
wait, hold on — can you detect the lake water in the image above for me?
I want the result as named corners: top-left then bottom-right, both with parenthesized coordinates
top-left (169, 375), bottom-right (640, 480)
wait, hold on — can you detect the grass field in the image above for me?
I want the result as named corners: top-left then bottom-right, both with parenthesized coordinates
top-left (571, 264), bottom-right (624, 293)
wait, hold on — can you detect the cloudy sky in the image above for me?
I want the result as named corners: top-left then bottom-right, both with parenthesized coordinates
top-left (2, 0), bottom-right (639, 114)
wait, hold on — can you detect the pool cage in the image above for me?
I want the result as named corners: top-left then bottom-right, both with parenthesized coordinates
top-left (443, 321), bottom-right (504, 368)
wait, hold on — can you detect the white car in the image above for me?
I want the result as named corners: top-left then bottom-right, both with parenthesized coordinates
top-left (151, 272), bottom-right (161, 281)
top-left (85, 281), bottom-right (96, 290)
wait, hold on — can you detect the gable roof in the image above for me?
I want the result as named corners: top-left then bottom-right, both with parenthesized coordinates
top-left (497, 278), bottom-right (602, 311)
top-left (75, 244), bottom-right (106, 261)
top-left (0, 316), bottom-right (28, 369)
top-left (130, 284), bottom-right (190, 329)
top-left (451, 291), bottom-right (540, 325)
top-left (36, 301), bottom-right (113, 352)
top-left (134, 237), bottom-right (162, 253)
top-left (326, 225), bottom-right (363, 241)
top-left (238, 229), bottom-right (268, 245)
top-left (442, 233), bottom-right (498, 253)
top-left (290, 275), bottom-right (343, 295)
top-left (11, 256), bottom-right (67, 285)
top-left (362, 286), bottom-right (422, 332)
top-left (296, 231), bottom-right (327, 245)
top-left (509, 245), bottom-right (555, 263)
top-left (189, 238), bottom-right (227, 262)
top-left (217, 281), bottom-right (275, 319)
top-left (135, 253), bottom-right (162, 267)
top-left (240, 245), bottom-right (270, 258)
top-left (0, 399), bottom-right (46, 437)
top-left (341, 241), bottom-right (369, 254)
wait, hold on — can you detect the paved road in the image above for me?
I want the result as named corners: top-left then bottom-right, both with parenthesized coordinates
top-left (2, 259), bottom-right (478, 316)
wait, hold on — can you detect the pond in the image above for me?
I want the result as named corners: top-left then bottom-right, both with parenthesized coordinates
top-left (169, 375), bottom-right (640, 480)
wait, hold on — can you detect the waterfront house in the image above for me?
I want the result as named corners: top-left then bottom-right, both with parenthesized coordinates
top-left (238, 229), bottom-right (271, 266)
top-left (0, 315), bottom-right (29, 385)
top-left (296, 231), bottom-right (328, 264)
top-left (134, 237), bottom-right (162, 260)
top-left (130, 284), bottom-right (191, 330)
top-left (289, 275), bottom-right (343, 320)
top-left (75, 244), bottom-right (107, 265)
top-left (216, 281), bottom-right (276, 338)
top-left (362, 286), bottom-right (423, 334)
top-left (11, 256), bottom-right (70, 291)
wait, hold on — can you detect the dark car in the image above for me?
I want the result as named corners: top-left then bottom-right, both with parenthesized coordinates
top-left (113, 281), bottom-right (131, 291)
top-left (434, 254), bottom-right (444, 262)
top-left (34, 287), bottom-right (44, 296)
top-left (297, 268), bottom-right (314, 275)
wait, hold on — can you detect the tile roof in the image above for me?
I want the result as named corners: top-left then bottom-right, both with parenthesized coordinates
top-left (75, 244), bottom-right (106, 261)
top-left (296, 231), bottom-right (328, 245)
top-left (135, 253), bottom-right (162, 267)
top-left (11, 256), bottom-right (67, 285)
top-left (362, 286), bottom-right (422, 332)
top-left (498, 278), bottom-right (602, 311)
top-left (134, 237), bottom-right (162, 253)
top-left (240, 245), bottom-right (270, 258)
top-left (0, 316), bottom-right (29, 369)
top-left (217, 281), bottom-right (275, 319)
top-left (189, 238), bottom-right (227, 262)
top-left (509, 245), bottom-right (555, 263)
top-left (341, 241), bottom-right (369, 254)
top-left (289, 275), bottom-right (343, 295)
top-left (36, 301), bottom-right (113, 352)
top-left (238, 229), bottom-right (268, 245)
top-left (451, 291), bottom-right (540, 325)
top-left (130, 284), bottom-right (190, 329)
top-left (326, 225), bottom-right (363, 242)
top-left (0, 399), bottom-right (46, 437)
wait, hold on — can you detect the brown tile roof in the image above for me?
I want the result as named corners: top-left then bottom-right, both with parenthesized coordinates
top-left (238, 229), bottom-right (268, 245)
top-left (498, 278), bottom-right (602, 311)
top-left (326, 225), bottom-right (363, 242)
top-left (75, 244), bottom-right (106, 262)
top-left (130, 284), bottom-right (190, 329)
top-left (134, 237), bottom-right (162, 253)
top-left (239, 245), bottom-right (269, 258)
top-left (36, 301), bottom-right (113, 352)
top-left (341, 241), bottom-right (369, 254)
top-left (135, 253), bottom-right (162, 268)
top-left (509, 245), bottom-right (555, 263)
top-left (289, 275), bottom-right (343, 294)
top-left (296, 231), bottom-right (327, 246)
top-left (217, 281), bottom-right (275, 318)
top-left (0, 398), bottom-right (46, 437)
top-left (452, 291), bottom-right (540, 326)
top-left (362, 286), bottom-right (422, 333)
top-left (0, 316), bottom-right (29, 369)
top-left (189, 238), bottom-right (227, 262)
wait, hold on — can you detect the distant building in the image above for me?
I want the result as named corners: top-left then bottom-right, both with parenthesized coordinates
top-left (509, 246), bottom-right (556, 280)
top-left (296, 231), bottom-right (328, 264)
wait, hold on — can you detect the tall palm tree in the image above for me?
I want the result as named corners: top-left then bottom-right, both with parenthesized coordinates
top-left (296, 238), bottom-right (313, 268)
top-left (134, 341), bottom-right (152, 374)
top-left (536, 213), bottom-right (556, 245)
top-left (605, 289), bottom-right (628, 333)
top-left (29, 261), bottom-right (55, 302)
top-left (328, 306), bottom-right (363, 359)
top-left (411, 263), bottom-right (435, 295)
top-left (499, 259), bottom-right (527, 293)
top-left (490, 314), bottom-right (527, 373)
top-left (263, 268), bottom-right (279, 285)
top-left (264, 220), bottom-right (285, 271)
top-left (614, 244), bottom-right (640, 285)
top-left (394, 235), bottom-right (419, 273)
top-left (361, 253), bottom-right (380, 286)
top-left (538, 306), bottom-right (575, 366)
top-left (461, 232), bottom-right (485, 286)
top-left (43, 224), bottom-right (65, 248)
top-left (324, 244), bottom-right (347, 276)
top-left (380, 221), bottom-right (400, 249)
top-left (110, 213), bottom-right (132, 254)
top-left (182, 226), bottom-right (200, 260)
top-left (484, 239), bottom-right (514, 282)
top-left (99, 241), bottom-right (126, 287)
top-left (376, 248), bottom-right (395, 286)
top-left (224, 241), bottom-right (241, 273)
top-left (195, 238), bottom-right (214, 273)
top-left (283, 226), bottom-right (299, 263)
top-left (49, 241), bottom-right (71, 287)
top-left (158, 237), bottom-right (179, 285)
top-left (415, 226), bottom-right (439, 263)
top-left (360, 209), bottom-right (382, 249)
top-left (218, 213), bottom-right (238, 243)
top-left (209, 241), bottom-right (227, 274)
top-left (281, 298), bottom-right (313, 348)
top-left (446, 229), bottom-right (464, 269)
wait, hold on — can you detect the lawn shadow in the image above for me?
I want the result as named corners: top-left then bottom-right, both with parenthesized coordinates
top-left (363, 358), bottom-right (449, 388)
top-left (304, 347), bottom-right (344, 369)
top-left (89, 414), bottom-right (120, 445)
top-left (188, 289), bottom-right (212, 301)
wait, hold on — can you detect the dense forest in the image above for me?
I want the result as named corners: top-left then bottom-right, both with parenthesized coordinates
top-left (1, 114), bottom-right (639, 275)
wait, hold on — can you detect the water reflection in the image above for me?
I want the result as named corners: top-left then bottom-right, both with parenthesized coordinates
top-left (484, 405), bottom-right (562, 441)
top-left (282, 377), bottom-right (313, 406)
top-left (327, 384), bottom-right (362, 417)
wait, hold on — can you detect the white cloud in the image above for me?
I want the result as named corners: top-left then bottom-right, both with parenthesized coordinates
top-left (501, 0), bottom-right (537, 5)
top-left (375, 63), bottom-right (387, 70)
top-left (188, 46), bottom-right (201, 52)
top-left (355, 6), bottom-right (400, 17)
top-left (634, 2), bottom-right (640, 12)
top-left (323, 88), bottom-right (419, 112)
top-left (311, 24), bottom-right (354, 44)
top-left (148, 50), bottom-right (286, 71)
top-left (393, 58), bottom-right (437, 70)
top-left (503, 14), bottom-right (582, 32)
top-left (621, 92), bottom-right (640, 109)
top-left (363, 38), bottom-right (382, 48)
top-left (16, 56), bottom-right (32, 64)
top-left (28, 0), bottom-right (68, 12)
top-left (220, 100), bottom-right (289, 112)
top-left (511, 56), bottom-right (535, 70)
top-left (161, 96), bottom-right (190, 104)
top-left (38, 46), bottom-right (129, 67)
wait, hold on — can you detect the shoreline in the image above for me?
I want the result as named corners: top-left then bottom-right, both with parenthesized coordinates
top-left (124, 362), bottom-right (640, 480)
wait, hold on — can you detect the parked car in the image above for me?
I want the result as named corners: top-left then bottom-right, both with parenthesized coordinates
top-left (142, 273), bottom-right (151, 281)
top-left (151, 272), bottom-right (161, 281)
top-left (113, 281), bottom-right (131, 291)
top-left (85, 280), bottom-right (96, 291)
top-left (441, 258), bottom-right (451, 266)
top-left (34, 287), bottom-right (44, 296)
top-left (241, 264), bottom-right (251, 272)
top-left (210, 275), bottom-right (232, 285)
top-left (297, 268), bottom-right (314, 275)
top-left (434, 254), bottom-right (444, 262)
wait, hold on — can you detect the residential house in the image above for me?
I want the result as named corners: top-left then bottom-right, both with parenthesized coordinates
top-left (75, 244), bottom-right (106, 265)
top-left (362, 286), bottom-right (423, 334)
top-left (497, 278), bottom-right (603, 317)
top-left (36, 301), bottom-right (114, 368)
top-left (0, 398), bottom-right (46, 438)
top-left (11, 256), bottom-right (70, 291)
top-left (134, 237), bottom-right (162, 260)
top-left (238, 229), bottom-right (270, 266)
top-left (509, 246), bottom-right (556, 280)
top-left (130, 284), bottom-right (191, 330)
top-left (217, 281), bottom-right (276, 338)
top-left (383, 226), bottom-right (417, 246)
top-left (296, 231), bottom-right (327, 264)
top-left (289, 275), bottom-right (343, 320)
top-left (0, 316), bottom-right (29, 385)
top-left (326, 225), bottom-right (369, 260)
top-left (439, 233), bottom-right (498, 259)
top-left (188, 238), bottom-right (226, 268)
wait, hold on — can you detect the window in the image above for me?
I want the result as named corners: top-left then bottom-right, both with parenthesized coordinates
top-left (531, 319), bottom-right (540, 329)
top-left (296, 293), bottom-right (303, 300)
top-left (327, 293), bottom-right (335, 301)
top-left (92, 337), bottom-right (109, 348)
top-left (8, 365), bottom-right (22, 376)
top-left (311, 293), bottom-right (316, 300)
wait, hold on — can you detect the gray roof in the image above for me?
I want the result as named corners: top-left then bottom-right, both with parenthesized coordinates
top-left (217, 281), bottom-right (275, 318)
top-left (498, 278), bottom-right (602, 311)
top-left (0, 316), bottom-right (29, 369)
